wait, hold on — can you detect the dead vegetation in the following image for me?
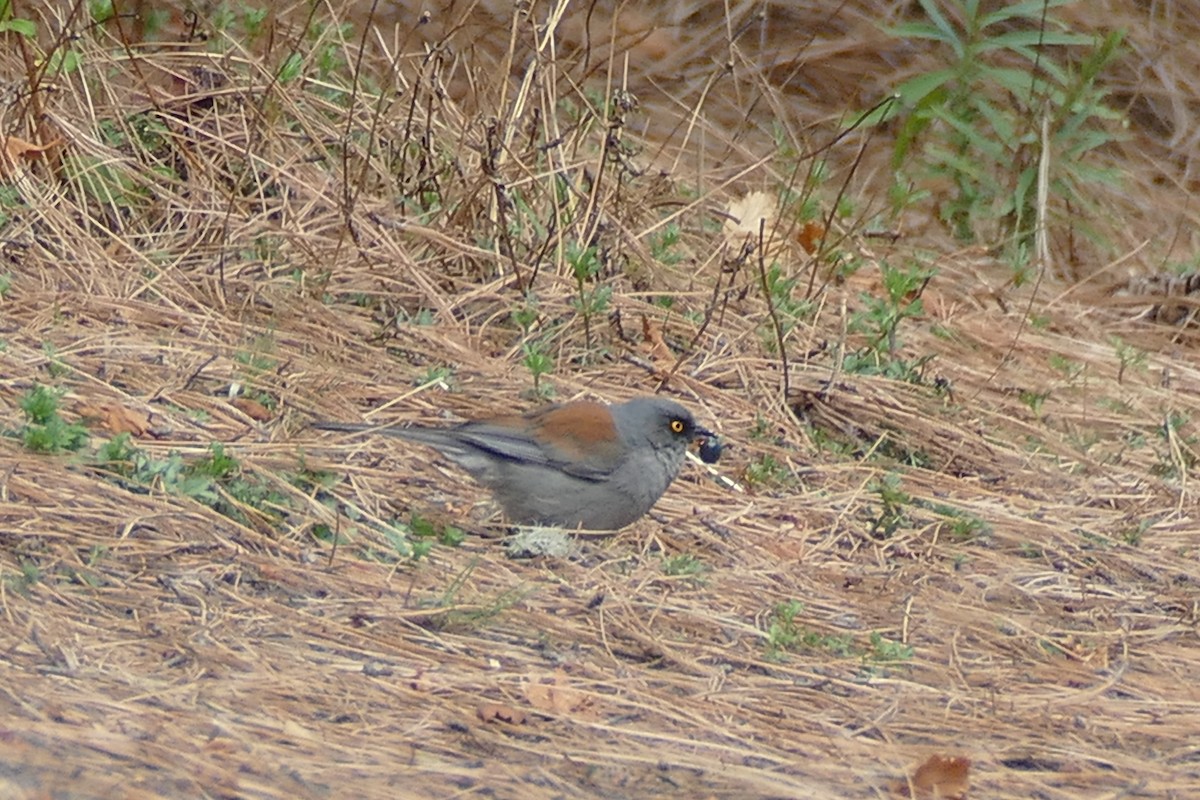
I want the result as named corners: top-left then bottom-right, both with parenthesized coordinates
top-left (1, 1), bottom-right (1199, 798)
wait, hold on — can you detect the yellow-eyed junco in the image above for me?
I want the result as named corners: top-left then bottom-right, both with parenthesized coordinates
top-left (314, 396), bottom-right (718, 530)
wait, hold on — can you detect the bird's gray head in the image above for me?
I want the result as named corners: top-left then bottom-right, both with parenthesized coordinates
top-left (611, 397), bottom-right (712, 451)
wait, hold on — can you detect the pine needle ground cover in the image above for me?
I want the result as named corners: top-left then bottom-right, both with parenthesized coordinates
top-left (1, 2), bottom-right (1198, 797)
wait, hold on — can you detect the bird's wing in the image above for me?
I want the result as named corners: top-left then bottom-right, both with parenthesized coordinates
top-left (457, 426), bottom-right (613, 480)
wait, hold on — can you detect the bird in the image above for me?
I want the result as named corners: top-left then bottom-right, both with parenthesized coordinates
top-left (314, 396), bottom-right (719, 530)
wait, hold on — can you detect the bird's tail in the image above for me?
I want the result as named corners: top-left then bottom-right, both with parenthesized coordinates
top-left (313, 420), bottom-right (484, 472)
top-left (312, 420), bottom-right (422, 437)
top-left (312, 420), bottom-right (450, 449)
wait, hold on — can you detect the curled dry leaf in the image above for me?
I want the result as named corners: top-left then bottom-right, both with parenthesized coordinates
top-left (76, 403), bottom-right (152, 437)
top-left (524, 670), bottom-right (597, 720)
top-left (476, 703), bottom-right (528, 725)
top-left (723, 190), bottom-right (776, 241)
top-left (895, 754), bottom-right (971, 799)
top-left (723, 190), bottom-right (791, 265)
top-left (796, 220), bottom-right (826, 255)
top-left (641, 315), bottom-right (673, 365)
top-left (1, 135), bottom-right (62, 178)
top-left (231, 397), bottom-right (273, 421)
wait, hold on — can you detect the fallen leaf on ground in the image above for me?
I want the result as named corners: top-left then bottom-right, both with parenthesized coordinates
top-left (723, 190), bottom-right (776, 241)
top-left (1, 135), bottom-right (62, 178)
top-left (641, 315), bottom-right (673, 364)
top-left (524, 671), bottom-right (598, 719)
top-left (797, 220), bottom-right (825, 254)
top-left (476, 703), bottom-right (527, 725)
top-left (231, 397), bottom-right (273, 420)
top-left (76, 403), bottom-right (152, 436)
top-left (723, 189), bottom-right (793, 265)
top-left (895, 754), bottom-right (971, 799)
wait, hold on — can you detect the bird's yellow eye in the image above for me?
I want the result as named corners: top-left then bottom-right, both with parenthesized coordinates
top-left (670, 419), bottom-right (685, 434)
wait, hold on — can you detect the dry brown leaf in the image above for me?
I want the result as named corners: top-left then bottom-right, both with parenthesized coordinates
top-left (723, 190), bottom-right (776, 241)
top-left (76, 403), bottom-right (152, 436)
top-left (723, 190), bottom-right (793, 265)
top-left (231, 397), bottom-right (273, 421)
top-left (641, 315), bottom-right (673, 364)
top-left (1, 135), bottom-right (62, 178)
top-left (797, 220), bottom-right (825, 254)
top-left (524, 671), bottom-right (597, 719)
top-left (476, 703), bottom-right (527, 725)
top-left (895, 754), bottom-right (971, 799)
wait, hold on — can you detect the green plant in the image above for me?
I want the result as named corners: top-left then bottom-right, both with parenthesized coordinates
top-left (94, 437), bottom-right (289, 527)
top-left (521, 340), bottom-right (555, 399)
top-left (191, 442), bottom-right (239, 481)
top-left (566, 242), bottom-right (611, 347)
top-left (179, 443), bottom-right (287, 523)
top-left (287, 462), bottom-right (339, 496)
top-left (233, 336), bottom-right (280, 409)
top-left (932, 504), bottom-right (990, 542)
top-left (1048, 354), bottom-right (1084, 382)
top-left (860, 260), bottom-right (931, 350)
top-left (1120, 519), bottom-right (1150, 547)
top-left (300, 18), bottom-right (355, 89)
top-left (96, 432), bottom-right (138, 470)
top-left (866, 0), bottom-right (1125, 248)
top-left (1109, 336), bottom-right (1147, 384)
top-left (845, 260), bottom-right (934, 382)
top-left (277, 52), bottom-right (304, 84)
top-left (41, 342), bottom-right (69, 378)
top-left (662, 553), bottom-right (709, 583)
top-left (648, 223), bottom-right (684, 266)
top-left (241, 5), bottom-right (269, 39)
top-left (87, 0), bottom-right (114, 22)
top-left (3, 558), bottom-right (42, 598)
top-left (1151, 412), bottom-right (1198, 479)
top-left (19, 384), bottom-right (61, 424)
top-left (409, 512), bottom-right (465, 549)
top-left (45, 45), bottom-right (82, 77)
top-left (866, 631), bottom-right (914, 663)
top-left (17, 385), bottom-right (89, 453)
top-left (416, 366), bottom-right (455, 389)
top-left (87, 445), bottom-right (433, 563)
top-left (764, 600), bottom-right (857, 661)
top-left (417, 564), bottom-right (527, 632)
top-left (0, 4), bottom-right (81, 75)
top-left (394, 307), bottom-right (436, 326)
top-left (872, 434), bottom-right (933, 468)
top-left (749, 416), bottom-right (774, 442)
top-left (354, 512), bottom-right (465, 564)
top-left (0, 184), bottom-right (22, 227)
top-left (758, 263), bottom-right (813, 355)
top-left (511, 293), bottom-right (541, 334)
top-left (764, 599), bottom-right (806, 660)
top-left (867, 473), bottom-right (910, 538)
top-left (0, 3), bottom-right (35, 37)
top-left (373, 520), bottom-right (429, 561)
top-left (744, 454), bottom-right (791, 488)
top-left (64, 155), bottom-right (146, 208)
top-left (1019, 388), bottom-right (1051, 415)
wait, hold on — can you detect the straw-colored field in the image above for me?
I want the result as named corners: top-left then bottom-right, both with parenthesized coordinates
top-left (2, 2), bottom-right (1198, 797)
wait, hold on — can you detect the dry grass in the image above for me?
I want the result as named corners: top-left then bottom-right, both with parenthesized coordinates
top-left (2, 1), bottom-right (1199, 798)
